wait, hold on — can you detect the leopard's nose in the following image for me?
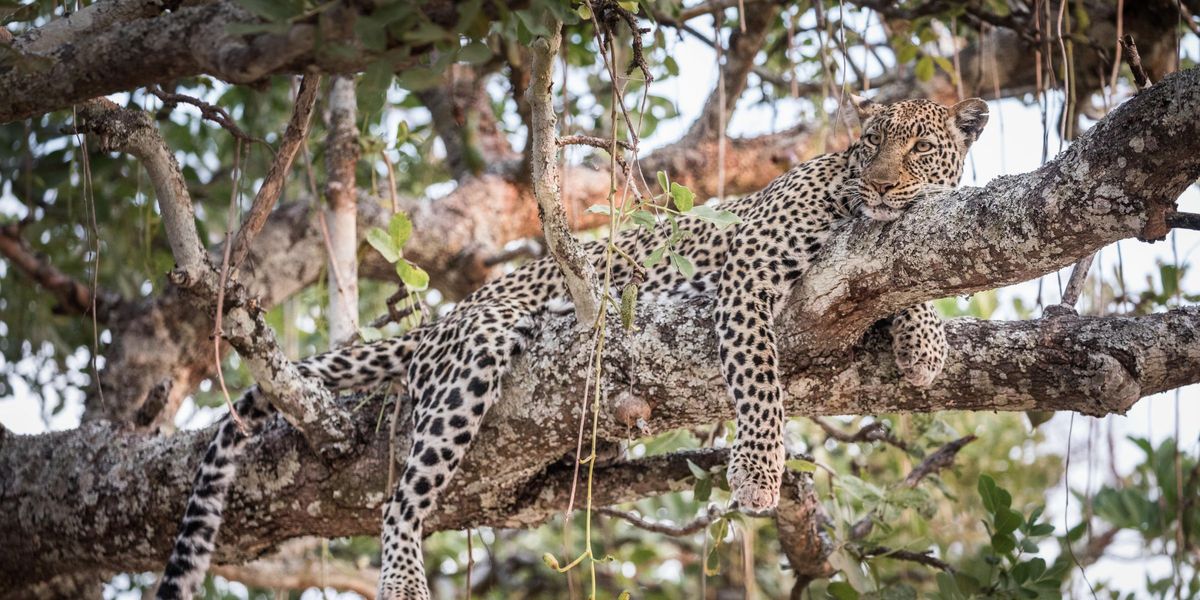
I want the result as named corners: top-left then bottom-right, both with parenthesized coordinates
top-left (868, 179), bottom-right (898, 195)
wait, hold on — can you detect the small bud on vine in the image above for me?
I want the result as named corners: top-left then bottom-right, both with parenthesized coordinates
top-left (620, 283), bottom-right (638, 330)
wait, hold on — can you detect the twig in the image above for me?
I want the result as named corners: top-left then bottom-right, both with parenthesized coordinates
top-left (1055, 252), bottom-right (1095, 310)
top-left (229, 75), bottom-right (321, 270)
top-left (860, 546), bottom-right (953, 572)
top-left (0, 223), bottom-right (123, 320)
top-left (1120, 35), bottom-right (1151, 92)
top-left (850, 435), bottom-right (977, 540)
top-left (598, 505), bottom-right (728, 536)
top-left (149, 86), bottom-right (266, 147)
top-left (558, 134), bottom-right (635, 152)
top-left (367, 287), bottom-right (424, 329)
top-left (812, 417), bottom-right (909, 451)
top-left (1167, 211), bottom-right (1200, 231)
top-left (902, 435), bottom-right (977, 488)
top-left (558, 134), bottom-right (631, 170)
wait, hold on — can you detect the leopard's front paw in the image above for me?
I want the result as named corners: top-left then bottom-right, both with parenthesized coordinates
top-left (727, 447), bottom-right (783, 514)
top-left (896, 353), bottom-right (943, 387)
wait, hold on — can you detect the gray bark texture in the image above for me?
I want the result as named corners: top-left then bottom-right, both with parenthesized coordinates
top-left (3, 66), bottom-right (1200, 592)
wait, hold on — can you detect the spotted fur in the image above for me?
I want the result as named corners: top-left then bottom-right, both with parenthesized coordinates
top-left (156, 97), bottom-right (987, 599)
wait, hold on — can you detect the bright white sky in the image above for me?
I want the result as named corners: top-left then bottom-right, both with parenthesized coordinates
top-left (1, 8), bottom-right (1197, 599)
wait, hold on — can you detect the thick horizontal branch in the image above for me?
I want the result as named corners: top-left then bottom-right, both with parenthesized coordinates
top-left (3, 304), bottom-right (1197, 589)
top-left (0, 0), bottom-right (490, 123)
top-left (785, 67), bottom-right (1200, 350)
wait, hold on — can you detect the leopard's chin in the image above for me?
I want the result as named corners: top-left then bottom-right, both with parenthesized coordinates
top-left (862, 204), bottom-right (904, 222)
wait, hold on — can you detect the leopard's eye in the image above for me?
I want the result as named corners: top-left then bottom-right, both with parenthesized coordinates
top-left (864, 132), bottom-right (882, 145)
top-left (913, 140), bottom-right (934, 153)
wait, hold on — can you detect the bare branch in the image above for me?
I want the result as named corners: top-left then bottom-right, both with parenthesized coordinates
top-left (860, 546), bottom-right (953, 572)
top-left (4, 306), bottom-right (1199, 588)
top-left (228, 74), bottom-right (321, 270)
top-left (149, 86), bottom-right (265, 146)
top-left (323, 75), bottom-right (362, 345)
top-left (209, 539), bottom-right (378, 599)
top-left (79, 98), bottom-right (352, 454)
top-left (684, 1), bottom-right (780, 141)
top-left (1120, 35), bottom-right (1152, 92)
top-left (76, 98), bottom-right (207, 272)
top-left (0, 223), bottom-right (124, 320)
top-left (526, 14), bottom-right (602, 324)
top-left (598, 504), bottom-right (729, 536)
top-left (811, 417), bottom-right (909, 452)
top-left (1168, 211), bottom-right (1200, 231)
top-left (902, 435), bottom-right (977, 488)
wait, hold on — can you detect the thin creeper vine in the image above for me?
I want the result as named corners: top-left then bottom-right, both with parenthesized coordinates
top-left (544, 4), bottom-right (740, 596)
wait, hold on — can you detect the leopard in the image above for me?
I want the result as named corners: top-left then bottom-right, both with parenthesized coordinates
top-left (155, 95), bottom-right (988, 599)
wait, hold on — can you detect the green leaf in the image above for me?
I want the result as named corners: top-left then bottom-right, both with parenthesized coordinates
top-left (785, 458), bottom-right (817, 473)
top-left (669, 252), bottom-right (695, 278)
top-left (576, 3), bottom-right (593, 20)
top-left (686, 459), bottom-right (710, 481)
top-left (995, 507), bottom-right (1023, 534)
top-left (695, 476), bottom-right (713, 501)
top-left (828, 581), bottom-right (860, 600)
top-left (690, 204), bottom-right (742, 228)
top-left (991, 532), bottom-right (1016, 554)
top-left (397, 260), bottom-right (430, 291)
top-left (404, 22), bottom-right (451, 44)
top-left (932, 55), bottom-right (957, 79)
top-left (388, 212), bottom-right (414, 247)
top-left (631, 210), bottom-right (657, 230)
top-left (643, 246), bottom-right (666, 268)
top-left (617, 0), bottom-right (639, 13)
top-left (657, 170), bottom-right (670, 194)
top-left (1028, 523), bottom-right (1055, 536)
top-left (586, 204), bottom-right (613, 215)
top-left (358, 60), bottom-right (394, 116)
top-left (396, 68), bottom-right (443, 91)
top-left (978, 474), bottom-right (1011, 514)
top-left (459, 41), bottom-right (492, 65)
top-left (915, 55), bottom-right (935, 82)
top-left (368, 228), bottom-right (401, 262)
top-left (670, 181), bottom-right (695, 212)
top-left (396, 120), bottom-right (411, 145)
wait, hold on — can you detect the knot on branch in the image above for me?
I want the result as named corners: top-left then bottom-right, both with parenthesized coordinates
top-left (74, 98), bottom-right (156, 154)
top-left (610, 390), bottom-right (651, 435)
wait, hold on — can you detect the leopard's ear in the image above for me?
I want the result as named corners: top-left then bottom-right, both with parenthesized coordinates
top-left (842, 94), bottom-right (882, 131)
top-left (949, 98), bottom-right (989, 144)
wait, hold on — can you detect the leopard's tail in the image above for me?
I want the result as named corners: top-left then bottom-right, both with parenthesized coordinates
top-left (155, 388), bottom-right (273, 599)
top-left (155, 331), bottom-right (425, 599)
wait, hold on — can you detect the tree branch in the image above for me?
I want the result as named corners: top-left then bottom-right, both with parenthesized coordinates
top-left (785, 68), bottom-right (1200, 351)
top-left (0, 0), bottom-right (493, 123)
top-left (683, 0), bottom-right (780, 141)
top-left (78, 98), bottom-right (352, 452)
top-left (228, 74), bottom-right (321, 271)
top-left (526, 15), bottom-right (602, 324)
top-left (0, 222), bottom-right (124, 320)
top-left (3, 305), bottom-right (1198, 589)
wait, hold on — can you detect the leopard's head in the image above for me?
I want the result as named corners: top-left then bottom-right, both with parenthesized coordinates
top-left (839, 96), bottom-right (989, 221)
